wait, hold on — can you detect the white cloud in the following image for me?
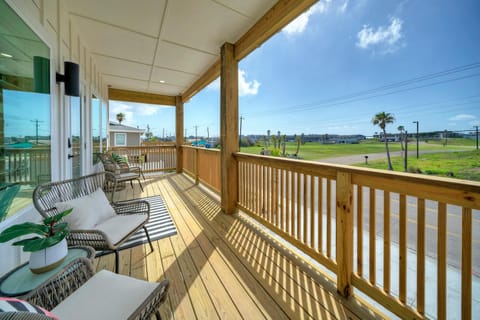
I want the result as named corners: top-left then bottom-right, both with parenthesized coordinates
top-left (356, 17), bottom-right (404, 52)
top-left (206, 70), bottom-right (260, 97)
top-left (282, 1), bottom-right (330, 36)
top-left (449, 114), bottom-right (476, 121)
top-left (339, 0), bottom-right (349, 13)
top-left (239, 70), bottom-right (260, 96)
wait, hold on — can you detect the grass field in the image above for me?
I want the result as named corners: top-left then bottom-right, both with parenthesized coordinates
top-left (238, 139), bottom-right (478, 181)
top-left (240, 140), bottom-right (471, 161)
top-left (356, 150), bottom-right (480, 181)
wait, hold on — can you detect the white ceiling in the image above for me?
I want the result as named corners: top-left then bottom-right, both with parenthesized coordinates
top-left (66, 0), bottom-right (277, 97)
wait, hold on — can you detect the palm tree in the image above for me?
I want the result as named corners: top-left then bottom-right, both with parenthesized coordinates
top-left (116, 112), bottom-right (125, 124)
top-left (372, 112), bottom-right (395, 170)
top-left (397, 125), bottom-right (405, 151)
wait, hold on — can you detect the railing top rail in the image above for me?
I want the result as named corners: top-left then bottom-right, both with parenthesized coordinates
top-left (234, 152), bottom-right (480, 196)
top-left (181, 145), bottom-right (220, 153)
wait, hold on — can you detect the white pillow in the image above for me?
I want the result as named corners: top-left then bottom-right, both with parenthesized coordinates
top-left (55, 188), bottom-right (116, 230)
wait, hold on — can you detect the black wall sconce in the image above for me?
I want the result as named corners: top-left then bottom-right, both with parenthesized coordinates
top-left (56, 61), bottom-right (79, 96)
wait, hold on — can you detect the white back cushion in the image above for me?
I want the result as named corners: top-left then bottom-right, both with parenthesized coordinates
top-left (55, 188), bottom-right (115, 230)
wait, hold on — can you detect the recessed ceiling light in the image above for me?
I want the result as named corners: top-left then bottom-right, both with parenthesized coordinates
top-left (159, 80), bottom-right (165, 84)
top-left (1, 52), bottom-right (13, 58)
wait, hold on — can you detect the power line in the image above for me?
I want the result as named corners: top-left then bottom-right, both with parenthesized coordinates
top-left (243, 62), bottom-right (480, 117)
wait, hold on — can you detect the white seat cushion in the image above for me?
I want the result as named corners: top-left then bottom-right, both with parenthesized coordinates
top-left (52, 270), bottom-right (158, 320)
top-left (55, 188), bottom-right (116, 230)
top-left (94, 214), bottom-right (147, 245)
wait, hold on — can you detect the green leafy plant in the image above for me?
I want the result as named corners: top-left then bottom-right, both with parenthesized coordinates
top-left (0, 209), bottom-right (72, 252)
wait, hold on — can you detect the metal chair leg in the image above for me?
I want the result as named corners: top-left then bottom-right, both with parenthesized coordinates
top-left (114, 250), bottom-right (119, 273)
top-left (143, 226), bottom-right (154, 252)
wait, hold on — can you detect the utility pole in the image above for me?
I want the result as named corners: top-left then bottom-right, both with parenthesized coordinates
top-left (207, 127), bottom-right (210, 140)
top-left (194, 125), bottom-right (198, 145)
top-left (404, 130), bottom-right (408, 172)
top-left (31, 119), bottom-right (45, 144)
top-left (444, 129), bottom-right (448, 146)
top-left (239, 115), bottom-right (244, 150)
top-left (475, 126), bottom-right (479, 150)
top-left (185, 128), bottom-right (187, 140)
top-left (162, 128), bottom-right (165, 141)
top-left (413, 121), bottom-right (419, 159)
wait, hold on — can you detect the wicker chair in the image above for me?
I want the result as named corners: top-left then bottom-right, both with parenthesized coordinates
top-left (32, 172), bottom-right (154, 273)
top-left (17, 257), bottom-right (170, 320)
top-left (98, 153), bottom-right (144, 201)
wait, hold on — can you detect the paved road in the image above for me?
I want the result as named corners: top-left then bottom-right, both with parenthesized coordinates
top-left (307, 149), bottom-right (479, 275)
top-left (316, 148), bottom-right (469, 165)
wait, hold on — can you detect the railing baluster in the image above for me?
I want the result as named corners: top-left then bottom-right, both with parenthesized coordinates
top-left (369, 188), bottom-right (376, 285)
top-left (384, 191), bottom-right (390, 294)
top-left (417, 198), bottom-right (425, 315)
top-left (288, 171), bottom-right (292, 235)
top-left (326, 178), bottom-right (332, 258)
top-left (303, 173), bottom-right (308, 244)
top-left (399, 194), bottom-right (407, 303)
top-left (462, 207), bottom-right (472, 320)
top-left (318, 177), bottom-right (323, 253)
top-left (357, 185), bottom-right (363, 277)
top-left (310, 175), bottom-right (315, 247)
top-left (297, 172), bottom-right (301, 240)
top-left (279, 169), bottom-right (284, 231)
top-left (437, 202), bottom-right (447, 320)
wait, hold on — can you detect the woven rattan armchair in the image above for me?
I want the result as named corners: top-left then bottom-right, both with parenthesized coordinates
top-left (98, 153), bottom-right (144, 201)
top-left (19, 257), bottom-right (170, 320)
top-left (32, 172), bottom-right (154, 273)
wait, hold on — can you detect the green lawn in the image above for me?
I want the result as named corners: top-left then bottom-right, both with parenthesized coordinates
top-left (240, 140), bottom-right (470, 161)
top-left (355, 150), bottom-right (480, 181)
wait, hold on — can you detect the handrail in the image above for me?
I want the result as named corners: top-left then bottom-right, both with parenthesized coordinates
top-left (110, 145), bottom-right (176, 173)
top-left (234, 151), bottom-right (479, 320)
top-left (181, 145), bottom-right (221, 193)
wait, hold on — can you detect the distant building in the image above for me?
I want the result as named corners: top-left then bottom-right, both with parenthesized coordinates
top-left (109, 122), bottom-right (145, 147)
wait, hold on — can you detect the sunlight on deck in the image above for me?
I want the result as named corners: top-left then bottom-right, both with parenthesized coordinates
top-left (94, 173), bottom-right (380, 319)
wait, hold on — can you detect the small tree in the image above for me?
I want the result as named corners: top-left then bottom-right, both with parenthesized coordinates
top-left (295, 135), bottom-right (301, 156)
top-left (145, 124), bottom-right (153, 140)
top-left (372, 112), bottom-right (395, 170)
top-left (281, 134), bottom-right (286, 156)
top-left (116, 112), bottom-right (125, 124)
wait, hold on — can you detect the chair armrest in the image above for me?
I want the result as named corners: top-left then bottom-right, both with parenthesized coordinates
top-left (24, 258), bottom-right (95, 311)
top-left (112, 199), bottom-right (150, 216)
top-left (130, 279), bottom-right (170, 319)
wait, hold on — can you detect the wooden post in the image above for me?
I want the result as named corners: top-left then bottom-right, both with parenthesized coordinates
top-left (220, 42), bottom-right (239, 214)
top-left (336, 171), bottom-right (353, 297)
top-left (175, 96), bottom-right (184, 173)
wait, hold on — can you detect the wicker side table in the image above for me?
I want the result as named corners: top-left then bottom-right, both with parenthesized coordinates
top-left (0, 246), bottom-right (95, 298)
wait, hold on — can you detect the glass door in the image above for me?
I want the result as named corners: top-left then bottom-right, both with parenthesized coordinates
top-left (70, 95), bottom-right (81, 178)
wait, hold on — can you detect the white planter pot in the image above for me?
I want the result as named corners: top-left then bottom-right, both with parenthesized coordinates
top-left (29, 238), bottom-right (68, 274)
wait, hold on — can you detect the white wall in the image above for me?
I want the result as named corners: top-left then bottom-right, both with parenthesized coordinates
top-left (0, 0), bottom-right (107, 276)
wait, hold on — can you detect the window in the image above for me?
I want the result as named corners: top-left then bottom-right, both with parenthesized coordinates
top-left (114, 133), bottom-right (126, 146)
top-left (92, 97), bottom-right (100, 164)
top-left (0, 0), bottom-right (51, 222)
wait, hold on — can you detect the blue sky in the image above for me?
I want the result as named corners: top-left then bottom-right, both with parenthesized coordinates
top-left (110, 0), bottom-right (480, 138)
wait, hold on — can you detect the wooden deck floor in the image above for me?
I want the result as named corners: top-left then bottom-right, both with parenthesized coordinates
top-left (95, 173), bottom-right (380, 320)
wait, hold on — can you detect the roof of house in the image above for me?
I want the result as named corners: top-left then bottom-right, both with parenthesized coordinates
top-left (109, 122), bottom-right (145, 133)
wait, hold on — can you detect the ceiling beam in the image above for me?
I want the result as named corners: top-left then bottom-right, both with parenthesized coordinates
top-left (109, 88), bottom-right (176, 106)
top-left (181, 0), bottom-right (317, 102)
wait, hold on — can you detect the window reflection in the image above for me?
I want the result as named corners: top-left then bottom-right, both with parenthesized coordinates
top-left (0, 0), bottom-right (51, 221)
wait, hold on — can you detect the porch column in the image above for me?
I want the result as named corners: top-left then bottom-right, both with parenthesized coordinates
top-left (336, 171), bottom-right (354, 297)
top-left (220, 42), bottom-right (238, 214)
top-left (175, 96), bottom-right (184, 173)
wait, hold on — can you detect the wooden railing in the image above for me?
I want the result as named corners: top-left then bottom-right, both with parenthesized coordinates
top-left (110, 145), bottom-right (176, 173)
top-left (235, 152), bottom-right (479, 320)
top-left (181, 145), bottom-right (221, 193)
top-left (2, 148), bottom-right (51, 184)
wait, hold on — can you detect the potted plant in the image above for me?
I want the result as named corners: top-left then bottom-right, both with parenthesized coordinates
top-left (0, 208), bottom-right (72, 274)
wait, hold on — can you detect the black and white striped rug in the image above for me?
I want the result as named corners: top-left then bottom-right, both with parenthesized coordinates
top-left (118, 195), bottom-right (177, 250)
